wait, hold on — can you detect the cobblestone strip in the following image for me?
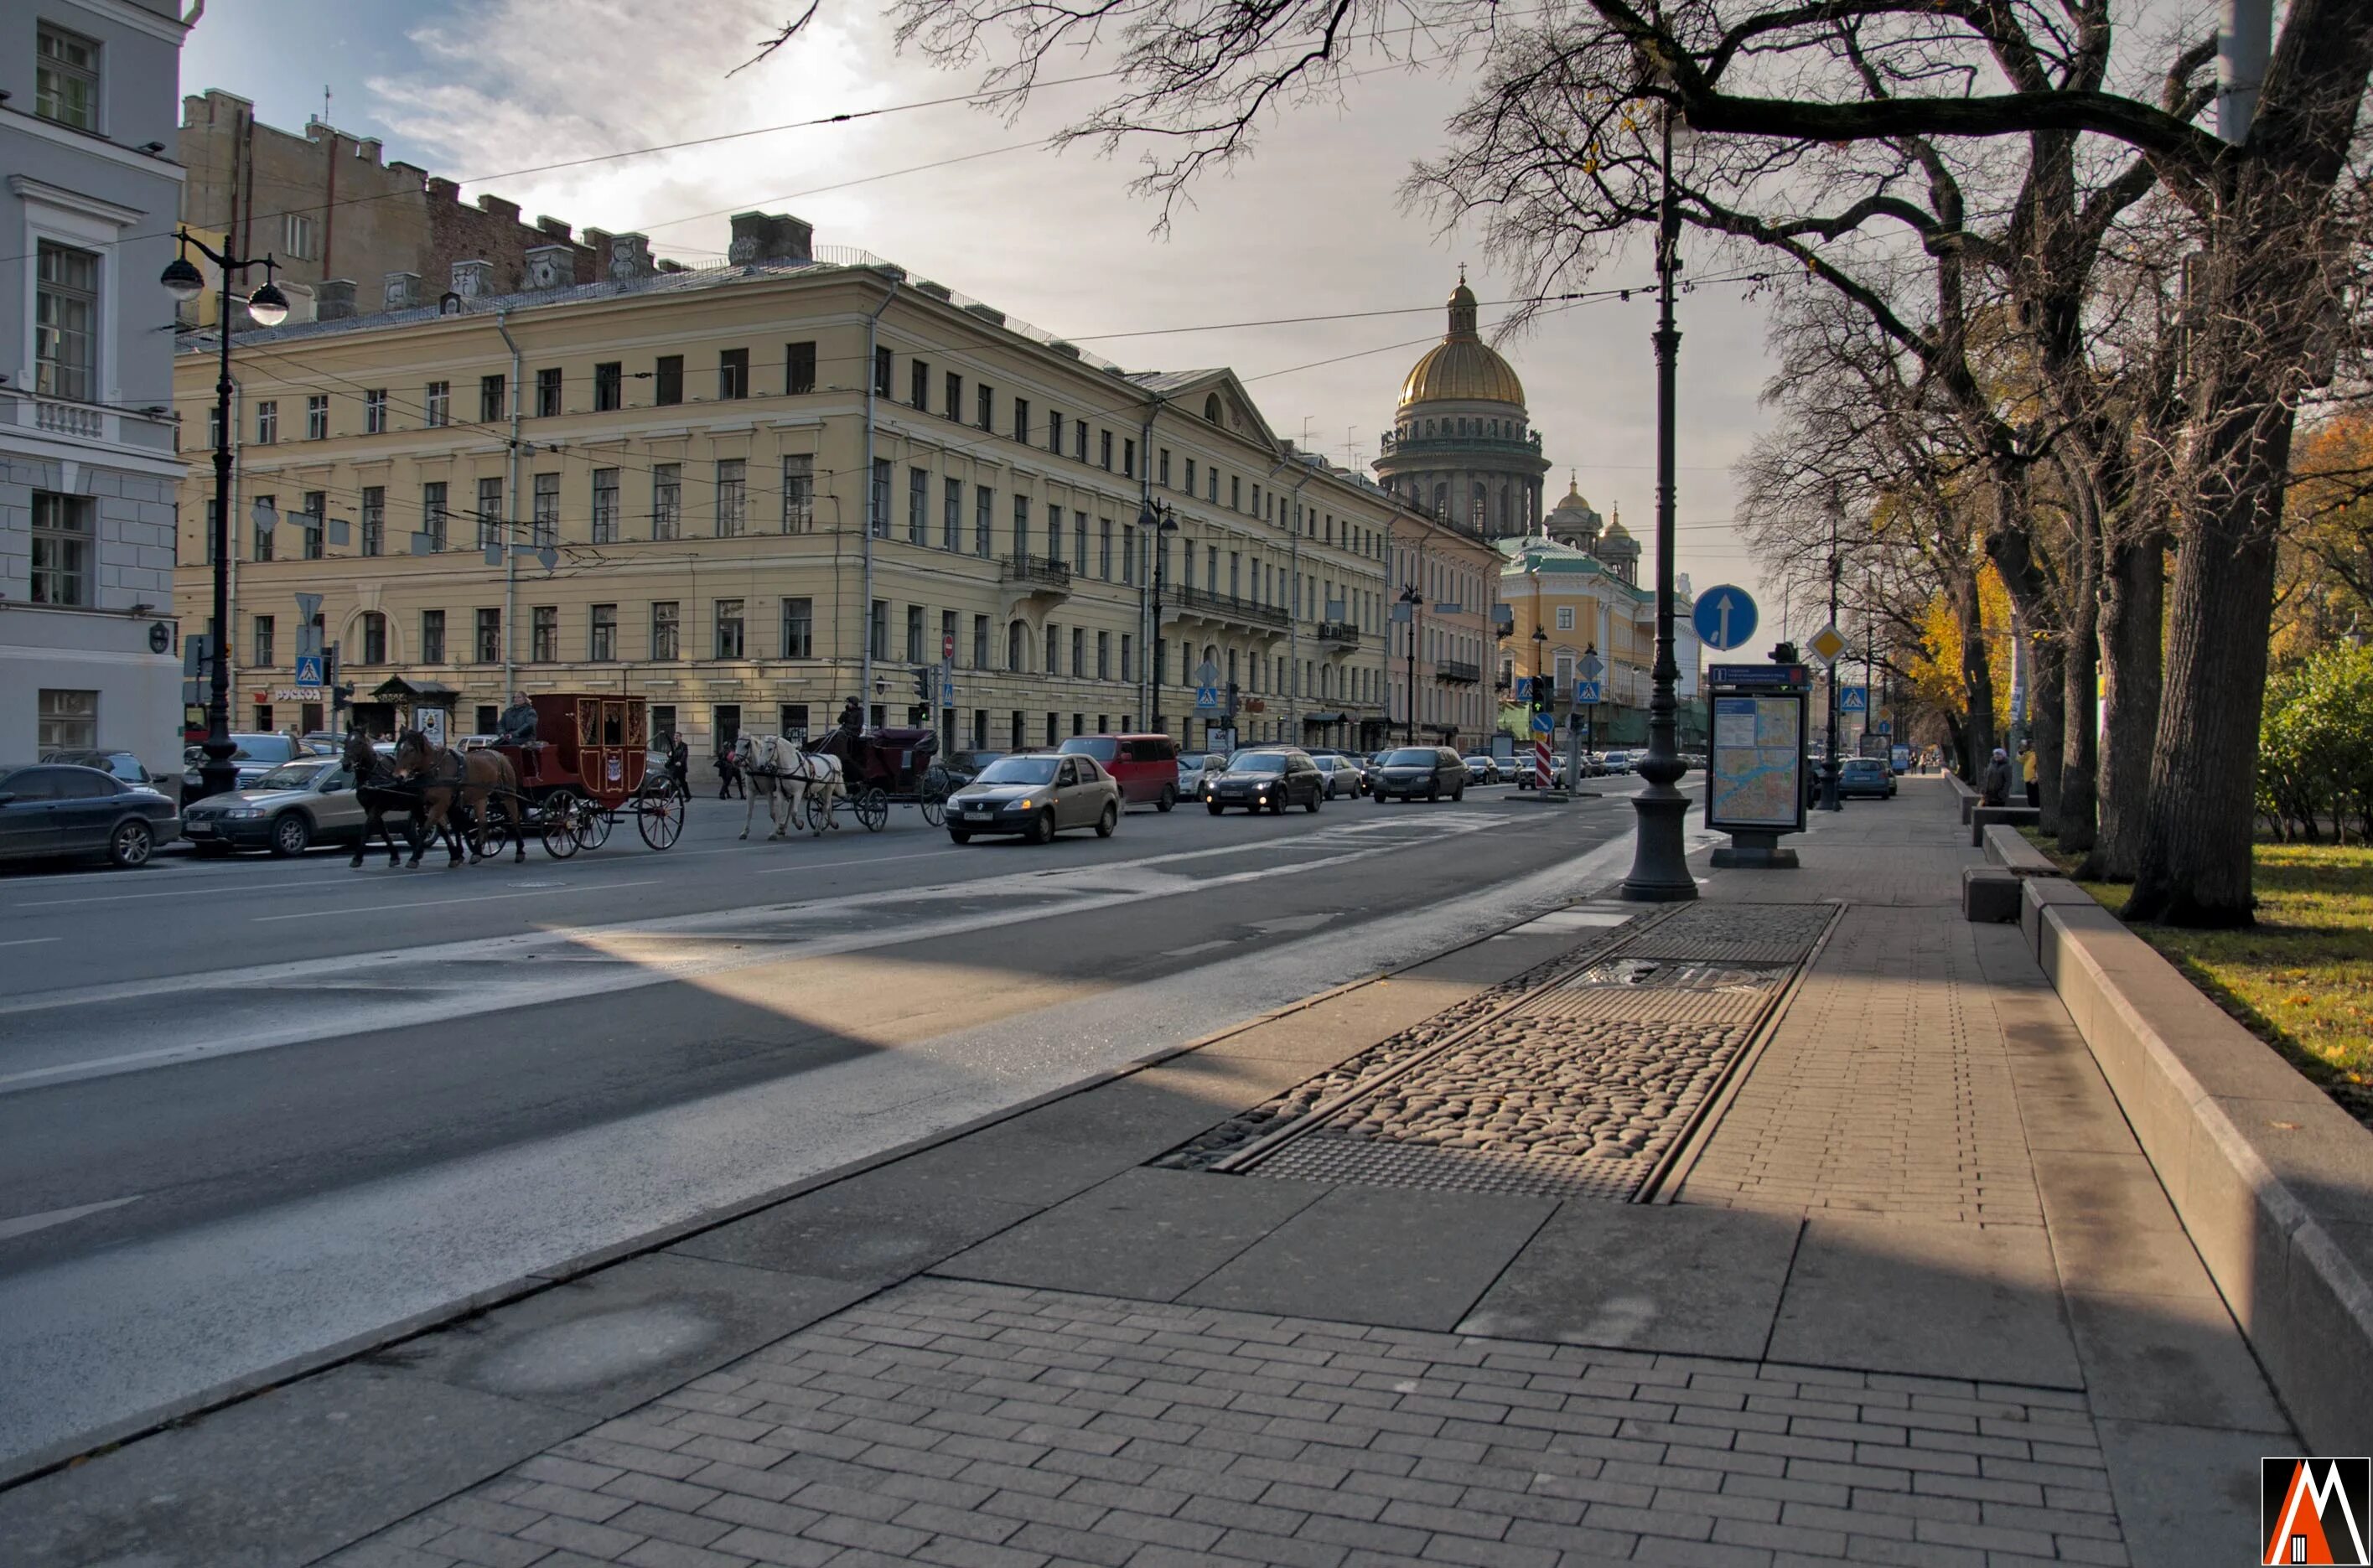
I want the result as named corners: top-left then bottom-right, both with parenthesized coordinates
top-left (327, 1278), bottom-right (2127, 1567)
top-left (1673, 904), bottom-right (2043, 1227)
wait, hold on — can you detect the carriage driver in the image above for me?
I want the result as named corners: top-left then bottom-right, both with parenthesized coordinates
top-left (834, 696), bottom-right (863, 748)
top-left (496, 698), bottom-right (540, 748)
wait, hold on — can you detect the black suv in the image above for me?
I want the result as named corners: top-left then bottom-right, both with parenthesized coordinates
top-left (1372, 746), bottom-right (1469, 802)
top-left (1205, 749), bottom-right (1325, 814)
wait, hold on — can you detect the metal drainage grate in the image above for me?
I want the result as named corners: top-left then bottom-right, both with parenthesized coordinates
top-left (1252, 1132), bottom-right (1650, 1203)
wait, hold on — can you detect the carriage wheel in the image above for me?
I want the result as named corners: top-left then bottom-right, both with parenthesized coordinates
top-left (803, 786), bottom-right (831, 833)
top-left (541, 791), bottom-right (583, 859)
top-left (856, 786), bottom-right (889, 834)
top-left (577, 800), bottom-right (615, 850)
top-left (637, 789), bottom-right (686, 849)
top-left (919, 765), bottom-right (950, 828)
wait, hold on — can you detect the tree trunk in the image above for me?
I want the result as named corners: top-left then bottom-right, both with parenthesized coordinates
top-left (2028, 636), bottom-right (2066, 832)
top-left (1953, 572), bottom-right (1993, 780)
top-left (2056, 520), bottom-right (2101, 856)
top-left (2084, 533), bottom-right (2163, 880)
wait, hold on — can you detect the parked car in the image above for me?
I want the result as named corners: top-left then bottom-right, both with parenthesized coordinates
top-left (1060, 733), bottom-right (1181, 811)
top-left (1599, 750), bottom-right (1636, 774)
top-left (179, 757), bottom-right (370, 856)
top-left (1837, 757), bottom-right (1898, 800)
top-left (942, 749), bottom-right (1004, 787)
top-left (1372, 746), bottom-right (1468, 802)
top-left (946, 753), bottom-right (1121, 843)
top-left (1460, 753), bottom-right (1501, 785)
top-left (0, 763), bottom-right (180, 868)
top-left (1178, 751), bottom-right (1219, 800)
top-left (1205, 749), bottom-right (1325, 814)
top-left (1309, 753), bottom-right (1365, 798)
top-left (41, 749), bottom-right (175, 805)
top-left (180, 732), bottom-right (328, 800)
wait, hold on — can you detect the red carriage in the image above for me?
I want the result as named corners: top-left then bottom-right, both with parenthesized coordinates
top-left (487, 693), bottom-right (687, 854)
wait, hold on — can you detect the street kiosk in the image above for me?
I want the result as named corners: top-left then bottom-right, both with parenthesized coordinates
top-left (1706, 663), bottom-right (1811, 869)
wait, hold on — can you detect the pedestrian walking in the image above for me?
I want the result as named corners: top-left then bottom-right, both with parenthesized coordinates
top-left (716, 744), bottom-right (745, 800)
top-left (2021, 744), bottom-right (2040, 808)
top-left (1982, 747), bottom-right (2013, 806)
top-left (665, 732), bottom-right (689, 793)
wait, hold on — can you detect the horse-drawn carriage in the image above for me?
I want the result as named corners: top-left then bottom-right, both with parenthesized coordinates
top-left (490, 693), bottom-right (686, 854)
top-left (810, 726), bottom-right (954, 832)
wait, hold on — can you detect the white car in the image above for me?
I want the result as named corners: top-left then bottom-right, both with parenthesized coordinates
top-left (1177, 751), bottom-right (1217, 799)
top-left (1600, 750), bottom-right (1636, 774)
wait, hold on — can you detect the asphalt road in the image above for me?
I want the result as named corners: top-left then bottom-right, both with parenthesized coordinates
top-left (0, 774), bottom-right (1690, 1478)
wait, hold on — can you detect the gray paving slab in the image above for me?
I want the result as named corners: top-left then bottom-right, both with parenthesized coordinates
top-left (2065, 1289), bottom-right (2291, 1431)
top-left (0, 1361), bottom-right (582, 1568)
top-left (932, 1166), bottom-right (1334, 1300)
top-left (2097, 1417), bottom-right (2282, 1568)
top-left (386, 1252), bottom-right (873, 1417)
top-left (1766, 1214), bottom-right (2084, 1388)
top-left (1179, 1184), bottom-right (1556, 1329)
top-left (667, 1167), bottom-right (1041, 1284)
top-left (1454, 1203), bottom-right (1801, 1358)
top-left (883, 1079), bottom-right (1239, 1207)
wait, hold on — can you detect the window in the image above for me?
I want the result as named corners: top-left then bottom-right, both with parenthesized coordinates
top-left (1099, 518), bottom-right (1112, 580)
top-left (422, 482), bottom-right (448, 551)
top-left (477, 476), bottom-right (503, 548)
top-left (1075, 422), bottom-right (1088, 463)
top-left (972, 614), bottom-right (989, 669)
top-left (365, 389), bottom-right (389, 433)
top-left (719, 348), bottom-right (749, 401)
top-left (28, 491), bottom-right (93, 605)
top-left (1556, 605), bottom-right (1575, 631)
top-left (870, 458), bottom-right (891, 537)
top-left (1123, 437), bottom-right (1136, 479)
top-left (280, 212), bottom-right (315, 259)
top-left (873, 347), bottom-right (893, 397)
top-left (1122, 634), bottom-right (1134, 681)
top-left (652, 464), bottom-right (681, 540)
top-left (647, 354), bottom-right (682, 406)
top-left (1159, 449), bottom-right (1172, 487)
top-left (355, 612), bottom-right (386, 665)
top-left (303, 395), bottom-right (328, 440)
top-left (252, 492), bottom-right (275, 560)
top-left (909, 359), bottom-right (929, 409)
top-left (715, 599), bottom-right (745, 659)
top-left (1013, 494), bottom-right (1030, 559)
top-left (1090, 629), bottom-right (1103, 678)
top-left (1101, 430), bottom-right (1114, 470)
top-left (524, 366), bottom-right (557, 418)
top-left (34, 25), bottom-right (99, 129)
top-left (908, 467), bottom-right (928, 544)
top-left (716, 458), bottom-right (747, 537)
top-left (1184, 458), bottom-right (1197, 495)
top-left (977, 383), bottom-right (993, 429)
top-left (870, 600), bottom-right (889, 661)
top-left (594, 361), bottom-right (622, 411)
top-left (589, 604), bottom-right (616, 661)
top-left (781, 598), bottom-right (814, 659)
top-left (1231, 475), bottom-right (1242, 510)
top-left (782, 455), bottom-right (814, 531)
top-left (1047, 502), bottom-right (1065, 564)
top-left (479, 375), bottom-right (506, 422)
top-left (1008, 621), bottom-right (1026, 671)
top-left (905, 604), bottom-right (925, 665)
top-left (975, 487), bottom-right (992, 556)
top-left (944, 478), bottom-right (962, 551)
top-left (651, 602), bottom-right (680, 660)
top-left (531, 606), bottom-right (557, 662)
top-left (782, 702), bottom-right (811, 737)
top-left (1045, 624), bottom-right (1061, 675)
top-left (475, 608), bottom-right (501, 663)
top-left (531, 473), bottom-right (559, 546)
top-left (1075, 512), bottom-right (1089, 575)
top-left (1209, 468), bottom-right (1220, 504)
top-left (786, 341), bottom-right (816, 395)
top-left (33, 242), bottom-right (98, 401)
top-left (1048, 411), bottom-right (1064, 454)
top-left (592, 469), bottom-right (619, 542)
top-left (1013, 396), bottom-right (1031, 443)
top-left (425, 381), bottom-right (450, 427)
top-left (361, 485), bottom-right (385, 556)
top-left (945, 370), bottom-right (963, 419)
top-left (421, 609), bottom-right (446, 663)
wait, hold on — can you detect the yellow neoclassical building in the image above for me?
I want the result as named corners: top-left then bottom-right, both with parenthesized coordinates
top-left (169, 214), bottom-right (1497, 761)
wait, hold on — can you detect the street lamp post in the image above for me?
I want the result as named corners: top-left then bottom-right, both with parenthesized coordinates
top-left (159, 232), bottom-right (288, 801)
top-left (1820, 508), bottom-right (1843, 811)
top-left (1140, 501), bottom-right (1178, 736)
top-left (1620, 95), bottom-right (1699, 901)
top-left (1399, 583), bottom-right (1422, 743)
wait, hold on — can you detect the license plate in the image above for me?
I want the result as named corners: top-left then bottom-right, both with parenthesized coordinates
top-left (184, 821), bottom-right (214, 836)
top-left (966, 808), bottom-right (992, 820)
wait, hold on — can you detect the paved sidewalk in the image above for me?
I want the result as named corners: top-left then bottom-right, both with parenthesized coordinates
top-left (1, 781), bottom-right (2294, 1566)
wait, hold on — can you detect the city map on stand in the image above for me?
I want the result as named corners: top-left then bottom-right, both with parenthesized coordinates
top-left (1709, 695), bottom-right (1805, 830)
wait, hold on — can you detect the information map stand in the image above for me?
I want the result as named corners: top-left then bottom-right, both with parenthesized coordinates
top-left (1705, 663), bottom-right (1811, 870)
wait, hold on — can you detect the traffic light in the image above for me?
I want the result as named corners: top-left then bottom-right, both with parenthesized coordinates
top-left (914, 666), bottom-right (933, 706)
top-left (331, 682), bottom-right (356, 709)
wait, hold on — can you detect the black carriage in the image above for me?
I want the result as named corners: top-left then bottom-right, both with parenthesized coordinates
top-left (807, 727), bottom-right (955, 834)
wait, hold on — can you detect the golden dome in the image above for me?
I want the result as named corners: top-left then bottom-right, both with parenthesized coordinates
top-left (1551, 477), bottom-right (1593, 514)
top-left (1398, 278), bottom-right (1526, 410)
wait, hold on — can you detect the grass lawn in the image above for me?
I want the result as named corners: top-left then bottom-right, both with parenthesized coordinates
top-left (2023, 832), bottom-right (2373, 1110)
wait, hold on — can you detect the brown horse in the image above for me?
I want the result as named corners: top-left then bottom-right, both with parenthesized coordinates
top-left (343, 729), bottom-right (464, 868)
top-left (392, 730), bottom-right (526, 865)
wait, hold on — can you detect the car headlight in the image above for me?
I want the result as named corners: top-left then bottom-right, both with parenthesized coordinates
top-left (224, 806), bottom-right (264, 819)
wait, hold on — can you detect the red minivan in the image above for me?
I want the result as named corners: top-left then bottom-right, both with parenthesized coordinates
top-left (1058, 733), bottom-right (1180, 811)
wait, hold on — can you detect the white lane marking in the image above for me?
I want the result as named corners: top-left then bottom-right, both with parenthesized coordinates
top-left (1162, 939), bottom-right (1237, 959)
top-left (0, 1194), bottom-right (141, 1243)
top-left (251, 879), bottom-right (664, 923)
top-left (752, 849), bottom-right (965, 876)
top-left (0, 938), bottom-right (61, 949)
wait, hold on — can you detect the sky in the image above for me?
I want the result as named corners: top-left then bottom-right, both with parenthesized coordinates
top-left (182, 0), bottom-right (1784, 624)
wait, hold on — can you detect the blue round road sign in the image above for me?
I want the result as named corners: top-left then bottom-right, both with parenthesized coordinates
top-left (1692, 584), bottom-right (1759, 652)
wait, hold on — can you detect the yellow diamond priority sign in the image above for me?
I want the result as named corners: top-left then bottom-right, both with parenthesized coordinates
top-left (1807, 623), bottom-right (1850, 665)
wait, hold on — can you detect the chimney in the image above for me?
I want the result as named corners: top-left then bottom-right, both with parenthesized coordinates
top-left (536, 215), bottom-right (573, 241)
top-left (355, 137), bottom-right (382, 166)
top-left (451, 258), bottom-right (493, 299)
top-left (427, 177), bottom-right (460, 204)
top-left (383, 271), bottom-right (421, 311)
top-left (476, 194), bottom-right (521, 226)
top-left (606, 232), bottom-right (655, 282)
top-left (524, 243), bottom-right (573, 291)
top-left (728, 210), bottom-right (814, 266)
top-left (315, 278), bottom-right (357, 320)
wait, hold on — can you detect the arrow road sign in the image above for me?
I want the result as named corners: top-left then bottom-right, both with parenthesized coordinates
top-left (1530, 711), bottom-right (1555, 733)
top-left (1194, 684), bottom-right (1221, 712)
top-left (1840, 685), bottom-right (1869, 713)
top-left (1573, 679), bottom-right (1603, 704)
top-left (293, 654), bottom-right (327, 686)
top-left (1691, 585), bottom-right (1759, 652)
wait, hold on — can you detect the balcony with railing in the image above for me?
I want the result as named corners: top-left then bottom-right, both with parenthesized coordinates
top-left (1002, 554), bottom-right (1073, 592)
top-left (1436, 659), bottom-right (1482, 684)
top-left (1315, 621), bottom-right (1362, 649)
top-left (1376, 427), bottom-right (1545, 461)
top-left (1168, 584), bottom-right (1290, 630)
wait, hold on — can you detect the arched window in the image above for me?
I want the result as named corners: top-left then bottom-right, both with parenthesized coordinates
top-left (1204, 393), bottom-right (1222, 424)
top-left (360, 612), bottom-right (387, 665)
top-left (1007, 620), bottom-right (1027, 671)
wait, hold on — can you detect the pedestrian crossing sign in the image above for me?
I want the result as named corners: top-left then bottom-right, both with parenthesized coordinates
top-left (1840, 686), bottom-right (1868, 713)
top-left (1194, 684), bottom-right (1220, 712)
top-left (293, 654), bottom-right (326, 686)
top-left (1573, 680), bottom-right (1603, 705)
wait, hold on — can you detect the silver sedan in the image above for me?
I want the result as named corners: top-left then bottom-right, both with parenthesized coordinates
top-left (946, 753), bottom-right (1121, 844)
top-left (179, 758), bottom-right (369, 856)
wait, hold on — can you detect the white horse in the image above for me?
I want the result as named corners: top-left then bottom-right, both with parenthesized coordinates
top-left (734, 732), bottom-right (842, 837)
